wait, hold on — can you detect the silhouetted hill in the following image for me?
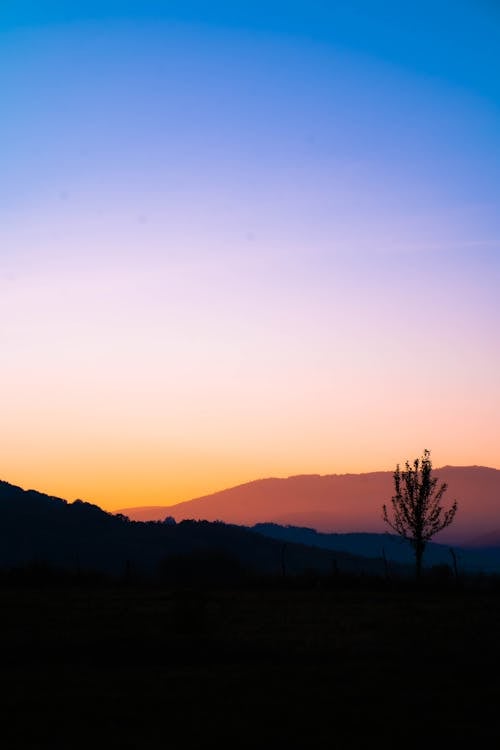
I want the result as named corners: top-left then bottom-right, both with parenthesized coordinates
top-left (252, 524), bottom-right (452, 566)
top-left (117, 466), bottom-right (500, 545)
top-left (251, 523), bottom-right (500, 574)
top-left (0, 480), bottom-right (409, 580)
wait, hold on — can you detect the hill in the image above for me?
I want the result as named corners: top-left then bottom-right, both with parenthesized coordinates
top-left (117, 466), bottom-right (500, 545)
top-left (252, 523), bottom-right (500, 574)
top-left (0, 480), bottom-right (404, 580)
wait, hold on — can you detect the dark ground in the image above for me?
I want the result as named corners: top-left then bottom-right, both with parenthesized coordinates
top-left (1, 578), bottom-right (499, 748)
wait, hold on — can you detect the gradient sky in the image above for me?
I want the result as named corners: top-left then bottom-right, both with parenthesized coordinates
top-left (1, 1), bottom-right (499, 510)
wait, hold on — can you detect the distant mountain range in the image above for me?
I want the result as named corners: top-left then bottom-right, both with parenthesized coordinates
top-left (117, 466), bottom-right (500, 546)
top-left (2, 476), bottom-right (500, 577)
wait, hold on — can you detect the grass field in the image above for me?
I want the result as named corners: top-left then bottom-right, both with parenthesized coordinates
top-left (1, 580), bottom-right (499, 747)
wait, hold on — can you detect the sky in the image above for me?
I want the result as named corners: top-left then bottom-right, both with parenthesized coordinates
top-left (1, 0), bottom-right (499, 510)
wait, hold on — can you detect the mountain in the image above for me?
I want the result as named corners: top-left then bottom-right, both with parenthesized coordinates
top-left (3, 477), bottom-right (500, 577)
top-left (0, 480), bottom-right (404, 579)
top-left (116, 466), bottom-right (500, 546)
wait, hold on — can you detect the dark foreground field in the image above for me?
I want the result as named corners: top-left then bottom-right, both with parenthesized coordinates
top-left (1, 580), bottom-right (499, 748)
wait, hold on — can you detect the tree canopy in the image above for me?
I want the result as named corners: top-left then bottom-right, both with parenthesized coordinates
top-left (383, 449), bottom-right (458, 578)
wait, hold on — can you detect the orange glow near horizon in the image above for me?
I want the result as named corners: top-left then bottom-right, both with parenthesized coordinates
top-left (2, 405), bottom-right (499, 512)
top-left (1, 263), bottom-right (499, 511)
top-left (2, 258), bottom-right (498, 511)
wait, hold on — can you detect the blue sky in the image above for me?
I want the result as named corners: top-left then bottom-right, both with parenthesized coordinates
top-left (3, 0), bottom-right (498, 259)
top-left (2, 0), bottom-right (499, 92)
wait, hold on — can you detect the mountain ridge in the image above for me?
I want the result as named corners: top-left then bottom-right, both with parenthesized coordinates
top-left (2, 476), bottom-right (500, 573)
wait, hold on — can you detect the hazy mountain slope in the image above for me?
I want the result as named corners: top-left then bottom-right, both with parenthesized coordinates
top-left (117, 466), bottom-right (500, 545)
top-left (251, 524), bottom-right (452, 566)
top-left (251, 523), bottom-right (500, 573)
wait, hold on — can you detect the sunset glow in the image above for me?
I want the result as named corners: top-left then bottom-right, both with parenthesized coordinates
top-left (1, 1), bottom-right (499, 510)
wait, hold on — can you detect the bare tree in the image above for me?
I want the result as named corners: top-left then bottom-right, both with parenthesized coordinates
top-left (383, 449), bottom-right (458, 579)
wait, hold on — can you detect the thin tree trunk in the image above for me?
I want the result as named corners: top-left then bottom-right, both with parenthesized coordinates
top-left (415, 542), bottom-right (424, 581)
top-left (382, 546), bottom-right (390, 582)
top-left (449, 547), bottom-right (459, 583)
top-left (281, 542), bottom-right (287, 578)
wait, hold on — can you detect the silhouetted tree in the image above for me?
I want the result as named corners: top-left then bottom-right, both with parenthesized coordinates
top-left (383, 449), bottom-right (458, 580)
